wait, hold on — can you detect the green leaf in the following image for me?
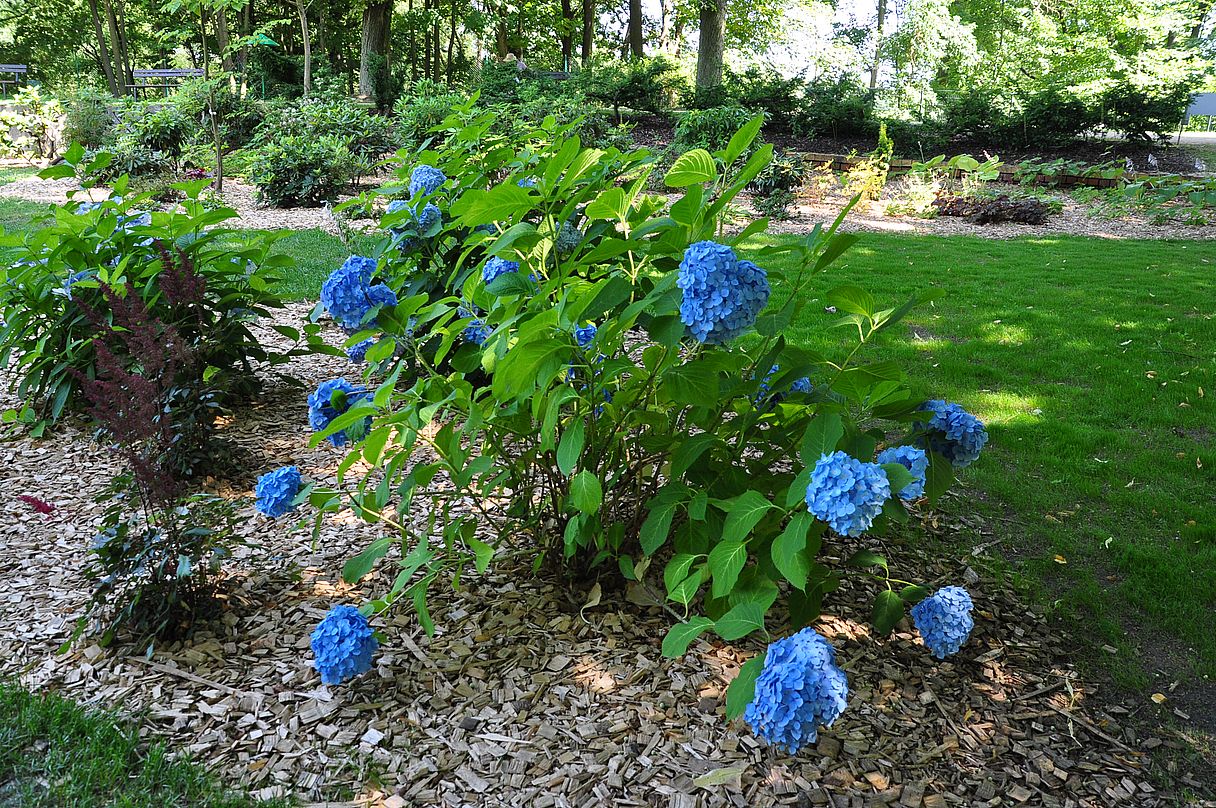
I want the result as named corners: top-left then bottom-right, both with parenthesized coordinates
top-left (584, 187), bottom-right (627, 220)
top-left (557, 420), bottom-right (585, 476)
top-left (665, 149), bottom-right (717, 187)
top-left (667, 565), bottom-right (705, 605)
top-left (640, 501), bottom-right (676, 555)
top-left (826, 284), bottom-right (877, 318)
top-left (881, 462), bottom-right (915, 496)
top-left (900, 584), bottom-right (931, 605)
top-left (661, 617), bottom-right (715, 657)
top-left (725, 656), bottom-right (765, 719)
top-left (485, 270), bottom-right (533, 296)
top-left (845, 549), bottom-right (888, 570)
top-left (664, 553), bottom-right (699, 594)
top-left (468, 537), bottom-right (494, 573)
top-left (721, 490), bottom-right (774, 545)
top-left (569, 470), bottom-right (603, 514)
top-left (720, 113), bottom-right (765, 165)
top-left (871, 589), bottom-right (905, 635)
top-left (671, 432), bottom-right (718, 478)
top-left (714, 601), bottom-right (765, 641)
top-left (771, 512), bottom-right (814, 590)
top-left (924, 450), bottom-right (954, 503)
top-left (343, 538), bottom-right (392, 583)
top-left (661, 361), bottom-right (719, 405)
top-left (451, 182), bottom-right (534, 227)
top-left (799, 412), bottom-right (844, 466)
top-left (708, 538), bottom-right (748, 598)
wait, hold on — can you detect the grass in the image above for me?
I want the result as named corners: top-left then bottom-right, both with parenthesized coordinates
top-left (0, 683), bottom-right (286, 807)
top-left (266, 228), bottom-right (379, 301)
top-left (761, 232), bottom-right (1216, 686)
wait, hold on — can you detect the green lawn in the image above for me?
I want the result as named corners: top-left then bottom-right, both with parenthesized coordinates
top-left (761, 232), bottom-right (1216, 685)
top-left (0, 683), bottom-right (286, 807)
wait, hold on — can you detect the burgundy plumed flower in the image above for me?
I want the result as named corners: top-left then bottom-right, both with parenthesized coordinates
top-left (18, 494), bottom-right (55, 514)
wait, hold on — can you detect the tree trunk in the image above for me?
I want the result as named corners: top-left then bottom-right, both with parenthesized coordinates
top-left (560, 0), bottom-right (574, 70)
top-left (296, 0), bottom-right (312, 96)
top-left (694, 0), bottom-right (726, 91)
top-left (447, 0), bottom-right (458, 84)
top-left (101, 0), bottom-right (131, 93)
top-left (359, 0), bottom-right (392, 100)
top-left (627, 0), bottom-right (643, 58)
top-left (87, 0), bottom-right (119, 95)
top-left (868, 0), bottom-right (886, 91)
top-left (216, 8), bottom-right (235, 73)
top-left (433, 14), bottom-right (441, 82)
top-left (409, 0), bottom-right (418, 81)
top-left (581, 0), bottom-right (594, 63)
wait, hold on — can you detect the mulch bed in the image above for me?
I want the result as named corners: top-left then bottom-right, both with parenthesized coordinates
top-left (1, 305), bottom-right (1210, 807)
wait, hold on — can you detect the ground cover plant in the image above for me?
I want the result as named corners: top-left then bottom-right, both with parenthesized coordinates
top-left (0, 682), bottom-right (287, 808)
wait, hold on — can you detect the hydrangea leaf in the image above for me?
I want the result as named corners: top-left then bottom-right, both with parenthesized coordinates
top-left (661, 617), bottom-right (715, 657)
top-left (772, 512), bottom-right (816, 591)
top-left (924, 450), bottom-right (955, 503)
top-left (880, 462), bottom-right (915, 496)
top-left (343, 537), bottom-right (392, 583)
top-left (569, 470), bottom-right (603, 514)
top-left (720, 113), bottom-right (764, 165)
top-left (721, 490), bottom-right (774, 545)
top-left (557, 421), bottom-right (585, 477)
top-left (667, 565), bottom-right (705, 605)
top-left (799, 412), bottom-right (844, 466)
top-left (665, 149), bottom-right (717, 187)
top-left (872, 589), bottom-right (906, 635)
top-left (641, 501), bottom-right (677, 555)
top-left (450, 183), bottom-right (533, 227)
top-left (725, 655), bottom-right (765, 720)
top-left (485, 271), bottom-right (533, 296)
top-left (708, 538), bottom-right (748, 599)
top-left (714, 601), bottom-right (765, 641)
top-left (671, 432), bottom-right (719, 478)
top-left (661, 361), bottom-right (720, 405)
top-left (845, 549), bottom-right (888, 571)
top-left (584, 187), bottom-right (628, 220)
top-left (663, 553), bottom-right (700, 594)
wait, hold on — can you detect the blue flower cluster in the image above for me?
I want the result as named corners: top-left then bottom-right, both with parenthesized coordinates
top-left (347, 338), bottom-right (376, 364)
top-left (386, 199), bottom-right (441, 251)
top-left (482, 256), bottom-right (521, 285)
top-left (307, 378), bottom-right (370, 447)
top-left (255, 466), bottom-right (302, 518)
top-left (320, 256), bottom-right (395, 331)
top-left (753, 364), bottom-right (780, 405)
top-left (458, 305), bottom-right (491, 346)
top-left (875, 445), bottom-right (929, 500)
top-left (310, 605), bottom-right (379, 686)
top-left (574, 323), bottom-right (597, 348)
top-left (62, 269), bottom-right (95, 299)
top-left (920, 400), bottom-right (988, 468)
top-left (744, 628), bottom-right (849, 752)
top-left (805, 451), bottom-right (891, 536)
top-left (408, 164), bottom-right (446, 198)
top-left (910, 586), bottom-right (975, 659)
top-left (790, 376), bottom-right (813, 394)
top-left (517, 177), bottom-right (537, 189)
top-left (677, 241), bottom-right (770, 344)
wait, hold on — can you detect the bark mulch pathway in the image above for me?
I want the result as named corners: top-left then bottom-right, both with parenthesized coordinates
top-left (1, 306), bottom-right (1210, 807)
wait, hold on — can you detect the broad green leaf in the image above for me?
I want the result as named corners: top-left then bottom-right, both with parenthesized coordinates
top-left (667, 565), bottom-right (705, 605)
top-left (881, 462), bottom-right (916, 496)
top-left (845, 549), bottom-right (888, 570)
top-left (569, 470), bottom-right (603, 514)
top-left (708, 538), bottom-right (748, 598)
top-left (714, 601), bottom-right (765, 641)
top-left (557, 420), bottom-right (585, 476)
top-left (342, 538), bottom-right (392, 583)
top-left (720, 113), bottom-right (765, 165)
top-left (871, 589), bottom-right (905, 635)
top-left (721, 490), bottom-right (774, 545)
top-left (826, 284), bottom-right (877, 318)
top-left (664, 553), bottom-right (700, 595)
top-left (725, 655), bottom-right (765, 719)
top-left (661, 361), bottom-right (719, 405)
top-left (640, 501), bottom-right (676, 555)
top-left (771, 511), bottom-right (814, 590)
top-left (799, 413), bottom-right (844, 467)
top-left (662, 617), bottom-right (715, 657)
top-left (468, 537), bottom-right (494, 573)
top-left (665, 149), bottom-right (717, 187)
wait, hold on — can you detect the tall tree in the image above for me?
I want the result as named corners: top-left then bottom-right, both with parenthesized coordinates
top-left (358, 0), bottom-right (392, 100)
top-left (627, 0), bottom-right (644, 57)
top-left (582, 0), bottom-right (595, 61)
top-left (694, 0), bottom-right (726, 90)
top-left (869, 0), bottom-right (887, 90)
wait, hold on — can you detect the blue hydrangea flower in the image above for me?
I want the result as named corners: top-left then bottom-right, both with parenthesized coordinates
top-left (310, 604), bottom-right (379, 686)
top-left (414, 202), bottom-right (441, 233)
top-left (320, 257), bottom-right (381, 329)
top-left (307, 378), bottom-right (369, 447)
top-left (340, 254), bottom-right (377, 283)
top-left (744, 628), bottom-right (849, 753)
top-left (920, 400), bottom-right (988, 468)
top-left (752, 364), bottom-right (780, 405)
top-left (347, 338), bottom-right (376, 364)
top-left (254, 466), bottom-right (302, 518)
top-left (875, 445), bottom-right (929, 500)
top-left (483, 256), bottom-right (520, 285)
top-left (366, 283), bottom-right (397, 310)
top-left (790, 376), bottom-right (812, 394)
top-left (910, 586), bottom-right (975, 659)
top-left (409, 164), bottom-right (446, 198)
top-left (517, 177), bottom-right (537, 188)
top-left (574, 323), bottom-right (597, 349)
top-left (677, 241), bottom-right (770, 344)
top-left (458, 305), bottom-right (491, 346)
top-left (62, 269), bottom-right (95, 299)
top-left (805, 451), bottom-right (891, 536)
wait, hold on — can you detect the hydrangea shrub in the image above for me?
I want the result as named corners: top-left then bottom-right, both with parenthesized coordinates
top-left (297, 111), bottom-right (988, 736)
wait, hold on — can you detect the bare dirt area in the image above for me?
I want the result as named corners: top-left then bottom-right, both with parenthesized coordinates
top-left (2, 306), bottom-right (1212, 806)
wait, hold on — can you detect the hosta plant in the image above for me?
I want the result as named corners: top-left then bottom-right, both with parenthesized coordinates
top-left (297, 115), bottom-right (987, 731)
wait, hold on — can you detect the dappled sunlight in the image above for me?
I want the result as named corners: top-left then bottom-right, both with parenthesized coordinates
top-left (969, 390), bottom-right (1046, 425)
top-left (976, 321), bottom-right (1032, 346)
top-left (573, 655), bottom-right (619, 694)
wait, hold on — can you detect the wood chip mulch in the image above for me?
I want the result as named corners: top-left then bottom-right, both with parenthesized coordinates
top-left (1, 305), bottom-right (1209, 807)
